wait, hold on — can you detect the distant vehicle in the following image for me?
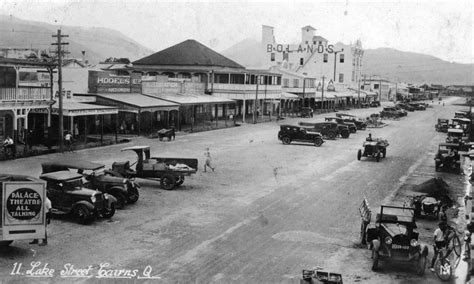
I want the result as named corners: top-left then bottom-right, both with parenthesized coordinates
top-left (396, 103), bottom-right (415, 112)
top-left (357, 138), bottom-right (389, 162)
top-left (380, 107), bottom-right (404, 119)
top-left (435, 118), bottom-right (449, 133)
top-left (450, 118), bottom-right (470, 135)
top-left (299, 107), bottom-right (314, 118)
top-left (408, 103), bottom-right (426, 110)
top-left (278, 125), bottom-right (324, 147)
top-left (336, 113), bottom-right (367, 130)
top-left (325, 117), bottom-right (357, 133)
top-left (370, 101), bottom-right (381, 107)
top-left (39, 171), bottom-right (117, 224)
top-left (393, 105), bottom-right (408, 116)
top-left (298, 121), bottom-right (348, 139)
top-left (360, 102), bottom-right (370, 108)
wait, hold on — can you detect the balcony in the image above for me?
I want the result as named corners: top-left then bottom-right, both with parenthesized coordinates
top-left (0, 87), bottom-right (51, 101)
top-left (212, 83), bottom-right (281, 92)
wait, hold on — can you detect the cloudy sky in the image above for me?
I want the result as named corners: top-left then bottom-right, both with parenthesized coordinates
top-left (1, 0), bottom-right (473, 64)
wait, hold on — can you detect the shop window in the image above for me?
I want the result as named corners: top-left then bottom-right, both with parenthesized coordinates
top-left (340, 54), bottom-right (345, 63)
top-left (323, 54), bottom-right (328, 63)
top-left (339, 73), bottom-right (344, 83)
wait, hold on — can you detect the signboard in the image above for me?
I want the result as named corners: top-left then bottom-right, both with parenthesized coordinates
top-left (2, 182), bottom-right (46, 240)
top-left (327, 80), bottom-right (335, 91)
top-left (88, 71), bottom-right (142, 93)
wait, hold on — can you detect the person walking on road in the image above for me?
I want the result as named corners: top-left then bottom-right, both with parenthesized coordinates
top-left (204, 147), bottom-right (215, 172)
top-left (30, 196), bottom-right (52, 246)
top-left (64, 131), bottom-right (73, 152)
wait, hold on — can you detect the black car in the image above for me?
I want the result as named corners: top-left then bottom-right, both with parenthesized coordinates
top-left (434, 143), bottom-right (461, 173)
top-left (39, 171), bottom-right (117, 224)
top-left (336, 113), bottom-right (367, 130)
top-left (362, 205), bottom-right (428, 275)
top-left (370, 101), bottom-right (381, 107)
top-left (380, 107), bottom-right (405, 118)
top-left (408, 103), bottom-right (426, 110)
top-left (278, 125), bottom-right (324, 147)
top-left (41, 160), bottom-right (139, 209)
top-left (298, 121), bottom-right (348, 139)
top-left (396, 103), bottom-right (415, 112)
top-left (325, 117), bottom-right (357, 133)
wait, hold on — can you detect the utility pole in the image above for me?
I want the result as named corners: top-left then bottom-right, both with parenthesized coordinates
top-left (321, 76), bottom-right (325, 113)
top-left (52, 29), bottom-right (69, 153)
top-left (253, 74), bottom-right (259, 124)
top-left (302, 78), bottom-right (306, 107)
top-left (357, 76), bottom-right (361, 108)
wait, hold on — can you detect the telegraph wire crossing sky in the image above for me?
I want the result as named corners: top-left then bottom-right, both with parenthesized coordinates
top-left (0, 0), bottom-right (472, 64)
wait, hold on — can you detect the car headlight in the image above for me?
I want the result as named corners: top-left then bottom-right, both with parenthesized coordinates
top-left (410, 239), bottom-right (418, 247)
top-left (123, 179), bottom-right (127, 184)
top-left (384, 237), bottom-right (392, 245)
top-left (104, 194), bottom-right (108, 200)
top-left (91, 195), bottom-right (96, 203)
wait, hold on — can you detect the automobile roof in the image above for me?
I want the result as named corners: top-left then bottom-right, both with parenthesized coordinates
top-left (39, 170), bottom-right (83, 181)
top-left (337, 113), bottom-right (355, 117)
top-left (452, 118), bottom-right (470, 122)
top-left (121, 146), bottom-right (150, 151)
top-left (41, 159), bottom-right (105, 170)
top-left (438, 118), bottom-right (449, 121)
top-left (447, 128), bottom-right (464, 133)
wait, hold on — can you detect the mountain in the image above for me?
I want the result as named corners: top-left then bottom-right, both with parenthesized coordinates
top-left (0, 15), bottom-right (153, 64)
top-left (222, 39), bottom-right (474, 85)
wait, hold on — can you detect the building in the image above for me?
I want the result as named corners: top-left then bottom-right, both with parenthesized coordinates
top-left (261, 25), bottom-right (364, 89)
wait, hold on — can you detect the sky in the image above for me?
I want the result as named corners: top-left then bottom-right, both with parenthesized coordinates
top-left (0, 0), bottom-right (473, 64)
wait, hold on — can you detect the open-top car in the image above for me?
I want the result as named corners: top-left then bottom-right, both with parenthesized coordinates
top-left (336, 113), bottom-right (367, 130)
top-left (450, 118), bottom-right (470, 135)
top-left (435, 118), bottom-right (449, 133)
top-left (41, 159), bottom-right (139, 209)
top-left (434, 143), bottom-right (461, 173)
top-left (446, 128), bottom-right (465, 144)
top-left (111, 146), bottom-right (198, 190)
top-left (357, 138), bottom-right (389, 162)
top-left (360, 201), bottom-right (428, 275)
top-left (325, 117), bottom-right (357, 133)
top-left (278, 125), bottom-right (324, 147)
top-left (298, 121), bottom-right (348, 139)
top-left (39, 171), bottom-right (117, 224)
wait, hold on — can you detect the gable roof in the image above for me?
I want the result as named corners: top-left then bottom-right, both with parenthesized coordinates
top-left (133, 39), bottom-right (245, 69)
top-left (302, 25), bottom-right (316, 31)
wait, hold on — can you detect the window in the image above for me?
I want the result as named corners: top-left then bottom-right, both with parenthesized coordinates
top-left (340, 54), bottom-right (345, 63)
top-left (319, 41), bottom-right (322, 45)
top-left (271, 53), bottom-right (275, 62)
top-left (277, 77), bottom-right (281, 85)
top-left (374, 84), bottom-right (379, 89)
top-left (283, 79), bottom-right (289, 87)
top-left (323, 54), bottom-right (328, 63)
top-left (352, 58), bottom-right (356, 66)
top-left (293, 79), bottom-right (299, 88)
top-left (299, 58), bottom-right (304, 66)
top-left (339, 73), bottom-right (344, 83)
top-left (283, 52), bottom-right (288, 61)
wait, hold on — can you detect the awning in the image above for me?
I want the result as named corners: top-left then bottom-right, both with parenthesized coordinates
top-left (144, 93), bottom-right (235, 105)
top-left (30, 101), bottom-right (118, 116)
top-left (213, 92), bottom-right (283, 101)
top-left (280, 92), bottom-right (300, 100)
top-left (94, 93), bottom-right (179, 113)
top-left (361, 90), bottom-right (378, 97)
top-left (333, 91), bottom-right (354, 98)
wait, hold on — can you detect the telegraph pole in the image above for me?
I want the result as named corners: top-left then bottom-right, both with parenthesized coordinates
top-left (321, 76), bottom-right (325, 113)
top-left (253, 74), bottom-right (259, 124)
top-left (52, 29), bottom-right (69, 153)
top-left (357, 76), bottom-right (361, 108)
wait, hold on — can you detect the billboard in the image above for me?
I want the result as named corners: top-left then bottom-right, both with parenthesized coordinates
top-left (88, 71), bottom-right (142, 93)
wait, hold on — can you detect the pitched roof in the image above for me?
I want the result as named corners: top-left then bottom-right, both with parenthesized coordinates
top-left (133, 39), bottom-right (245, 69)
top-left (302, 25), bottom-right (316, 31)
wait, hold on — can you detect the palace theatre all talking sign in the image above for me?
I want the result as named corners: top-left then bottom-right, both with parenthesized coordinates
top-left (88, 71), bottom-right (142, 93)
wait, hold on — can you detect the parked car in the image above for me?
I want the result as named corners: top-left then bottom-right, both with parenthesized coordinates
top-left (393, 105), bottom-right (408, 116)
top-left (298, 121), bottom-right (348, 139)
top-left (435, 118), bottom-right (449, 133)
top-left (408, 103), bottom-right (426, 110)
top-left (336, 113), bottom-right (367, 130)
top-left (299, 107), bottom-right (314, 118)
top-left (360, 102), bottom-right (370, 108)
top-left (370, 101), bottom-right (381, 107)
top-left (325, 117), bottom-right (357, 133)
top-left (39, 171), bottom-right (117, 224)
top-left (454, 111), bottom-right (469, 118)
top-left (111, 146), bottom-right (198, 190)
top-left (278, 125), bottom-right (324, 147)
top-left (41, 160), bottom-right (140, 209)
top-left (434, 143), bottom-right (461, 173)
top-left (446, 128), bottom-right (465, 144)
top-left (450, 118), bottom-right (471, 135)
top-left (396, 103), bottom-right (415, 112)
top-left (380, 107), bottom-right (404, 119)
top-left (362, 204), bottom-right (428, 275)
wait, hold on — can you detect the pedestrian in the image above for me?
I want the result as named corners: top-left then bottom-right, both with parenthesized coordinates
top-left (204, 147), bottom-right (215, 172)
top-left (3, 136), bottom-right (16, 159)
top-left (429, 221), bottom-right (448, 272)
top-left (30, 196), bottom-right (51, 246)
top-left (64, 131), bottom-right (73, 152)
top-left (74, 123), bottom-right (79, 138)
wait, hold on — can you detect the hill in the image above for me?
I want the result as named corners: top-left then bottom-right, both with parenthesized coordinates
top-left (0, 15), bottom-right (153, 64)
top-left (222, 39), bottom-right (474, 85)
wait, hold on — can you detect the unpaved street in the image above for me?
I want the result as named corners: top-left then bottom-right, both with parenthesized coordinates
top-left (0, 98), bottom-right (466, 283)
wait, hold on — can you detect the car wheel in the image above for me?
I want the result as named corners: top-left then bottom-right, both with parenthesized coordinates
top-left (416, 254), bottom-right (427, 276)
top-left (327, 131), bottom-right (336, 140)
top-left (314, 138), bottom-right (323, 147)
top-left (376, 152), bottom-right (381, 162)
top-left (435, 162), bottom-right (440, 172)
top-left (382, 149), bottom-right (386, 158)
top-left (175, 176), bottom-right (185, 186)
top-left (0, 240), bottom-right (13, 247)
top-left (341, 130), bottom-right (350, 138)
top-left (357, 149), bottom-right (362, 161)
top-left (127, 187), bottom-right (139, 203)
top-left (115, 193), bottom-right (126, 209)
top-left (74, 204), bottom-right (93, 225)
top-left (371, 247), bottom-right (379, 271)
top-left (102, 202), bottom-right (115, 219)
top-left (282, 136), bottom-right (291, 145)
top-left (161, 174), bottom-right (176, 190)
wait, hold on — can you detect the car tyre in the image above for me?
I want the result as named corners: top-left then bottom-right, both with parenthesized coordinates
top-left (161, 174), bottom-right (176, 190)
top-left (357, 149), bottom-right (362, 161)
top-left (341, 130), bottom-right (350, 138)
top-left (416, 254), bottom-right (426, 276)
top-left (314, 137), bottom-right (323, 147)
top-left (115, 193), bottom-right (126, 209)
top-left (102, 202), bottom-right (116, 219)
top-left (175, 175), bottom-right (185, 186)
top-left (376, 152), bottom-right (381, 162)
top-left (327, 131), bottom-right (336, 140)
top-left (127, 187), bottom-right (139, 203)
top-left (282, 136), bottom-right (291, 145)
top-left (74, 204), bottom-right (93, 225)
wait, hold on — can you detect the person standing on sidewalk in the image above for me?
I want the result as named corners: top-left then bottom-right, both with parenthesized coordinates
top-left (64, 131), bottom-right (73, 152)
top-left (30, 196), bottom-right (52, 246)
top-left (204, 147), bottom-right (215, 172)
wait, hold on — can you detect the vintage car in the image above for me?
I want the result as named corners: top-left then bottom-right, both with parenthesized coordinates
top-left (370, 101), bottom-right (381, 107)
top-left (434, 143), bottom-right (461, 173)
top-left (299, 107), bottom-right (314, 118)
top-left (111, 146), bottom-right (198, 190)
top-left (336, 113), bottom-right (367, 130)
top-left (454, 111), bottom-right (469, 119)
top-left (278, 125), bottom-right (324, 147)
top-left (450, 118), bottom-right (470, 135)
top-left (357, 138), bottom-right (389, 162)
top-left (39, 171), bottom-right (117, 224)
top-left (395, 103), bottom-right (415, 112)
top-left (446, 128), bottom-right (465, 144)
top-left (435, 118), bottom-right (449, 133)
top-left (360, 202), bottom-right (428, 275)
top-left (325, 117), bottom-right (357, 133)
top-left (157, 128), bottom-right (176, 141)
top-left (41, 160), bottom-right (139, 209)
top-left (408, 103), bottom-right (426, 110)
top-left (360, 102), bottom-right (370, 108)
top-left (393, 105), bottom-right (408, 116)
top-left (298, 121), bottom-right (349, 139)
top-left (380, 107), bottom-right (404, 119)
